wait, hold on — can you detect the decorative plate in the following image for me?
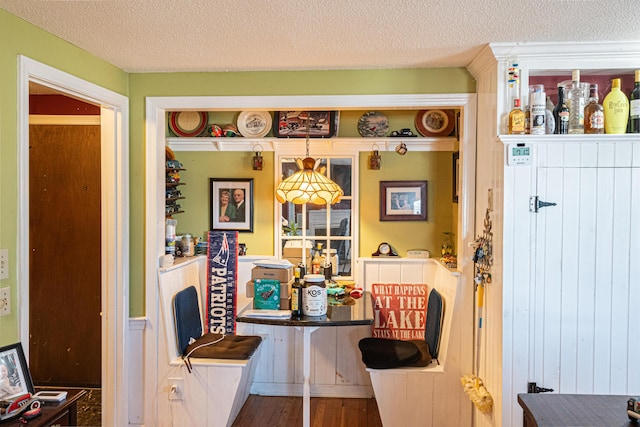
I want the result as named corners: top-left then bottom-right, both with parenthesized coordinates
top-left (237, 111), bottom-right (272, 138)
top-left (415, 109), bottom-right (456, 137)
top-left (358, 111), bottom-right (389, 137)
top-left (168, 111), bottom-right (209, 137)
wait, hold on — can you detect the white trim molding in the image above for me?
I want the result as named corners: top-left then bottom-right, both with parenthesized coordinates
top-left (144, 92), bottom-right (476, 426)
top-left (18, 56), bottom-right (129, 427)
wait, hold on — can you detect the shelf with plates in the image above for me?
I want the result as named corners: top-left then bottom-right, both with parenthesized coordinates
top-left (166, 107), bottom-right (460, 152)
top-left (166, 136), bottom-right (457, 152)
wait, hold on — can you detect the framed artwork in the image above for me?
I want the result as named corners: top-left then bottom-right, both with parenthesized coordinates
top-left (453, 151), bottom-right (460, 203)
top-left (210, 179), bottom-right (254, 232)
top-left (0, 342), bottom-right (34, 400)
top-left (380, 181), bottom-right (427, 221)
top-left (273, 111), bottom-right (337, 138)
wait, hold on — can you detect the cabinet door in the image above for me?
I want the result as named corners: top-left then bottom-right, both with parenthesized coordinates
top-left (530, 143), bottom-right (640, 394)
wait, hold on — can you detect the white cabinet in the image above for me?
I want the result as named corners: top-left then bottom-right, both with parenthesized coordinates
top-left (469, 43), bottom-right (640, 427)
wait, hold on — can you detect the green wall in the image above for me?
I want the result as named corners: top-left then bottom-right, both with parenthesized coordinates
top-left (0, 10), bottom-right (128, 344)
top-left (174, 145), bottom-right (456, 263)
top-left (359, 150), bottom-right (456, 257)
top-left (0, 9), bottom-right (475, 338)
top-left (129, 71), bottom-right (474, 315)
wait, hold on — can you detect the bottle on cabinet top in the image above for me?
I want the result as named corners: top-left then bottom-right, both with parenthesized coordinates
top-left (584, 84), bottom-right (604, 134)
top-left (529, 85), bottom-right (546, 135)
top-left (629, 70), bottom-right (640, 133)
top-left (568, 70), bottom-right (586, 134)
top-left (508, 98), bottom-right (525, 135)
top-left (554, 85), bottom-right (570, 134)
top-left (545, 96), bottom-right (555, 134)
top-left (603, 78), bottom-right (629, 134)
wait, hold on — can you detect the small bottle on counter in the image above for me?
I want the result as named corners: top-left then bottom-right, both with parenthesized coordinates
top-left (312, 244), bottom-right (322, 274)
top-left (291, 267), bottom-right (303, 318)
top-left (181, 234), bottom-right (194, 257)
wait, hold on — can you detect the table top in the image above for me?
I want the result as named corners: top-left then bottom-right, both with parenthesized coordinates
top-left (237, 291), bottom-right (374, 327)
top-left (0, 388), bottom-right (86, 426)
top-left (517, 393), bottom-right (637, 427)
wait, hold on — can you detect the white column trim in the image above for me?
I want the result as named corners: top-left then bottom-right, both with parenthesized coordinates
top-left (18, 55), bottom-right (129, 427)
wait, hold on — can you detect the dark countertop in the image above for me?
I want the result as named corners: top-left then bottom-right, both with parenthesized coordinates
top-left (517, 393), bottom-right (637, 427)
top-left (237, 291), bottom-right (374, 327)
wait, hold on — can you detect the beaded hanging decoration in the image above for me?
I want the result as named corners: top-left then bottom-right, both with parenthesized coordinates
top-left (472, 208), bottom-right (493, 286)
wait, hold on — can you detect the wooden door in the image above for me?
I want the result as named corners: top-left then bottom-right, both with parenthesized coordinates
top-left (29, 124), bottom-right (101, 387)
top-left (529, 142), bottom-right (640, 395)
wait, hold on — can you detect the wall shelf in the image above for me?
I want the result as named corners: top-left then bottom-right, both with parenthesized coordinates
top-left (167, 136), bottom-right (457, 152)
top-left (499, 134), bottom-right (638, 144)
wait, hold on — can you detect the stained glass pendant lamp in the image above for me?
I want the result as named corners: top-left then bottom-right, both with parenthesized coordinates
top-left (275, 115), bottom-right (343, 205)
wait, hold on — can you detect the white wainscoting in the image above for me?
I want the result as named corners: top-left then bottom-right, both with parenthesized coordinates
top-left (128, 317), bottom-right (146, 425)
top-left (358, 257), bottom-right (473, 427)
top-left (135, 255), bottom-right (474, 425)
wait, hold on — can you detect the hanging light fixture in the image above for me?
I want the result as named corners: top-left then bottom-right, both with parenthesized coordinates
top-left (276, 113), bottom-right (343, 205)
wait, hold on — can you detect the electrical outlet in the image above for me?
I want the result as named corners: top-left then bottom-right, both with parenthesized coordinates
top-left (168, 377), bottom-right (184, 401)
top-left (0, 249), bottom-right (8, 280)
top-left (0, 287), bottom-right (9, 316)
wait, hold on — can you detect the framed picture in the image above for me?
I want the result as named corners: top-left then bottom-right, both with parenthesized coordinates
top-left (210, 179), bottom-right (254, 232)
top-left (273, 111), bottom-right (337, 138)
top-left (453, 151), bottom-right (460, 203)
top-left (0, 342), bottom-right (34, 400)
top-left (380, 181), bottom-right (427, 221)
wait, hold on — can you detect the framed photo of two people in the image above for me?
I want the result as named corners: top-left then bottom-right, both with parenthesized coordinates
top-left (210, 178), bottom-right (254, 232)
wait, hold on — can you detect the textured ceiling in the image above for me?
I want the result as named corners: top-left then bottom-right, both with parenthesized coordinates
top-left (1, 0), bottom-right (639, 73)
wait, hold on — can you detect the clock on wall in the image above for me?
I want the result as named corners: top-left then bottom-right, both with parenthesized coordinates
top-left (372, 242), bottom-right (398, 257)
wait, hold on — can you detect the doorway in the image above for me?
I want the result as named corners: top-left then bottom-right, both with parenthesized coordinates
top-left (28, 91), bottom-right (102, 387)
top-left (18, 56), bottom-right (129, 426)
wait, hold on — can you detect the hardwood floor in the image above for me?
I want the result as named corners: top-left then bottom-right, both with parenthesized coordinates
top-left (232, 395), bottom-right (383, 427)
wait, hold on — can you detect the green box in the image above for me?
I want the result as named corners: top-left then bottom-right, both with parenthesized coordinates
top-left (253, 279), bottom-right (281, 309)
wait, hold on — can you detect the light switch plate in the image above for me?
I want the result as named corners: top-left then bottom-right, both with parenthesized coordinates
top-left (0, 287), bottom-right (9, 316)
top-left (0, 249), bottom-right (8, 280)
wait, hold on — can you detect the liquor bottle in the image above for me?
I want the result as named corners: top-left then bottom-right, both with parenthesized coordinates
top-left (554, 85), bottom-right (569, 134)
top-left (291, 267), bottom-right (302, 318)
top-left (312, 245), bottom-right (322, 274)
top-left (529, 85), bottom-right (546, 135)
top-left (524, 104), bottom-right (531, 134)
top-left (584, 84), bottom-right (604, 134)
top-left (508, 98), bottom-right (525, 135)
top-left (568, 70), bottom-right (585, 134)
top-left (545, 96), bottom-right (555, 134)
top-left (603, 78), bottom-right (629, 134)
top-left (629, 70), bottom-right (640, 133)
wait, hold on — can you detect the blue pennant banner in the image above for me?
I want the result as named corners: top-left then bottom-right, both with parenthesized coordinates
top-left (206, 230), bottom-right (238, 334)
